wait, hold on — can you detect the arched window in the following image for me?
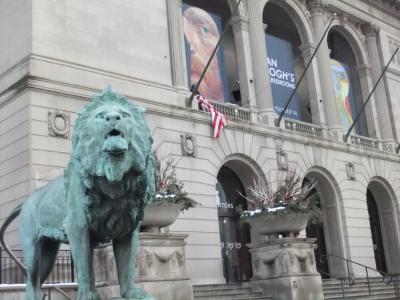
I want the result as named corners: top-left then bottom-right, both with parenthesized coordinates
top-left (263, 2), bottom-right (311, 122)
top-left (328, 28), bottom-right (368, 136)
top-left (182, 0), bottom-right (239, 104)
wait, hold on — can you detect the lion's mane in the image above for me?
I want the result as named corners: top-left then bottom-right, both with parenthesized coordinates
top-left (66, 87), bottom-right (155, 208)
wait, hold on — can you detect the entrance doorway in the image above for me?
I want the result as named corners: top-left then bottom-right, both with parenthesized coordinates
top-left (367, 189), bottom-right (387, 273)
top-left (217, 166), bottom-right (252, 282)
top-left (305, 185), bottom-right (329, 278)
top-left (304, 169), bottom-right (347, 277)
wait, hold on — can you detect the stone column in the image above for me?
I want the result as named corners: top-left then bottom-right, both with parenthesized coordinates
top-left (356, 64), bottom-right (381, 139)
top-left (363, 23), bottom-right (395, 151)
top-left (299, 43), bottom-right (326, 126)
top-left (246, 0), bottom-right (276, 124)
top-left (308, 0), bottom-right (342, 139)
top-left (231, 12), bottom-right (258, 122)
top-left (166, 0), bottom-right (187, 90)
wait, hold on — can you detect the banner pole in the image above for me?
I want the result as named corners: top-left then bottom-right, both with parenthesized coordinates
top-left (186, 0), bottom-right (242, 107)
top-left (275, 14), bottom-right (335, 128)
top-left (343, 47), bottom-right (399, 142)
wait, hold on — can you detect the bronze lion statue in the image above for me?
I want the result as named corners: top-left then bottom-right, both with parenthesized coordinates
top-left (0, 88), bottom-right (155, 300)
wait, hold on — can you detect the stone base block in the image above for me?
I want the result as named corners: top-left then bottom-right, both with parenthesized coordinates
top-left (96, 232), bottom-right (194, 300)
top-left (251, 274), bottom-right (323, 300)
top-left (248, 238), bottom-right (324, 300)
top-left (99, 280), bottom-right (193, 300)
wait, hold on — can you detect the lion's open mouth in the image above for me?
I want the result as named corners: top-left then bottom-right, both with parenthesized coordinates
top-left (103, 129), bottom-right (128, 156)
top-left (107, 129), bottom-right (124, 138)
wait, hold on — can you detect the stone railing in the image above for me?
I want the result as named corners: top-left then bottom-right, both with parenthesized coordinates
top-left (284, 119), bottom-right (323, 137)
top-left (211, 101), bottom-right (251, 121)
top-left (346, 134), bottom-right (379, 150)
top-left (194, 103), bottom-right (396, 156)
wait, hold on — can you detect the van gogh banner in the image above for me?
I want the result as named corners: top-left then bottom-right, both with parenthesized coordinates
top-left (330, 59), bottom-right (356, 132)
top-left (266, 34), bottom-right (301, 120)
top-left (183, 4), bottom-right (229, 102)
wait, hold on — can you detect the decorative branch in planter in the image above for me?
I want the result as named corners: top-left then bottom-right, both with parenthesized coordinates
top-left (141, 155), bottom-right (199, 232)
top-left (154, 157), bottom-right (198, 211)
top-left (240, 169), bottom-right (321, 238)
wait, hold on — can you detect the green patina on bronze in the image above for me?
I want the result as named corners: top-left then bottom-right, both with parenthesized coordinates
top-left (1, 87), bottom-right (156, 300)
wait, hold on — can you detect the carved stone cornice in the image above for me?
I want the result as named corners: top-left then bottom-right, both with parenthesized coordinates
top-left (356, 64), bottom-right (372, 77)
top-left (337, 12), bottom-right (350, 26)
top-left (364, 0), bottom-right (400, 14)
top-left (362, 23), bottom-right (379, 39)
top-left (230, 14), bottom-right (249, 26)
top-left (307, 0), bottom-right (327, 13)
top-left (230, 14), bottom-right (250, 33)
top-left (298, 43), bottom-right (317, 60)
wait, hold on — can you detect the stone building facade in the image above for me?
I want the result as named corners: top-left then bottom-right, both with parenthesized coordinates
top-left (1, 0), bottom-right (400, 286)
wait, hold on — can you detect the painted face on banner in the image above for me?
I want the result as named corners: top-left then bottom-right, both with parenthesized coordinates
top-left (183, 6), bottom-right (225, 101)
top-left (330, 59), bottom-right (354, 131)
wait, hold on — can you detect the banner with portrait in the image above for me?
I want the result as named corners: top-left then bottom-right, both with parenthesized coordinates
top-left (330, 59), bottom-right (357, 132)
top-left (183, 4), bottom-right (229, 102)
top-left (265, 34), bottom-right (301, 120)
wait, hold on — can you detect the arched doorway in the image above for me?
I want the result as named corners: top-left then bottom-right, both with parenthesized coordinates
top-left (217, 165), bottom-right (252, 282)
top-left (367, 179), bottom-right (400, 274)
top-left (366, 189), bottom-right (387, 273)
top-left (303, 179), bottom-right (329, 278)
top-left (305, 168), bottom-right (347, 277)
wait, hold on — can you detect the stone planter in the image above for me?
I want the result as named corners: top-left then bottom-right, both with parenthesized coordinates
top-left (97, 233), bottom-right (194, 300)
top-left (244, 212), bottom-right (309, 240)
top-left (141, 201), bottom-right (183, 232)
top-left (248, 238), bottom-right (323, 300)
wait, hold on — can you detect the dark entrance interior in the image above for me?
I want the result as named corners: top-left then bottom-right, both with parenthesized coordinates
top-left (367, 189), bottom-right (387, 273)
top-left (217, 166), bottom-right (252, 282)
top-left (305, 184), bottom-right (330, 278)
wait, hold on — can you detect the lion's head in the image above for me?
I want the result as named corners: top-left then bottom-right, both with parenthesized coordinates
top-left (71, 87), bottom-right (154, 184)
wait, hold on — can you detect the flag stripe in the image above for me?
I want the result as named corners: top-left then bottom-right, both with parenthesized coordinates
top-left (196, 94), bottom-right (227, 138)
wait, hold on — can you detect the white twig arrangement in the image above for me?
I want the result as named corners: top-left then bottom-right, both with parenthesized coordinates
top-left (240, 169), bottom-right (321, 223)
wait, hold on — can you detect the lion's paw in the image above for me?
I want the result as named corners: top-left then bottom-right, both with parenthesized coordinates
top-left (76, 290), bottom-right (101, 300)
top-left (123, 287), bottom-right (155, 300)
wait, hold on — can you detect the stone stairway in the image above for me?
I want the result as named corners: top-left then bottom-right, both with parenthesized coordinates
top-left (323, 277), bottom-right (399, 299)
top-left (193, 283), bottom-right (272, 300)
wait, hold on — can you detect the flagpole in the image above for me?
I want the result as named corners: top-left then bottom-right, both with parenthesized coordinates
top-left (275, 14), bottom-right (336, 128)
top-left (185, 0), bottom-right (242, 107)
top-left (343, 47), bottom-right (399, 142)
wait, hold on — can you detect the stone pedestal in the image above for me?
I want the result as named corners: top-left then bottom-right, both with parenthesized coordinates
top-left (97, 232), bottom-right (194, 300)
top-left (248, 238), bottom-right (324, 300)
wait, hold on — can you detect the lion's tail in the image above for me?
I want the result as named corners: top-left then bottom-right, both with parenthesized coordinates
top-left (0, 203), bottom-right (27, 275)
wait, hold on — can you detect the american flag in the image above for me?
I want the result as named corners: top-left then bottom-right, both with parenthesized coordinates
top-left (196, 94), bottom-right (227, 138)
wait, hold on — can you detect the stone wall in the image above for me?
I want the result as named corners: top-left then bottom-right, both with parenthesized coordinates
top-left (0, 93), bottom-right (31, 248)
top-left (1, 0), bottom-right (400, 285)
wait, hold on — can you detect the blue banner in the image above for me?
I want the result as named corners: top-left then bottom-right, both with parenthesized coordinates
top-left (265, 34), bottom-right (301, 120)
